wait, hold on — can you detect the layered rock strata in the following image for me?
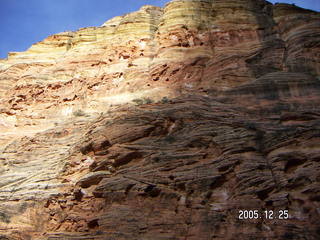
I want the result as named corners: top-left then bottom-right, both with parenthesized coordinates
top-left (0, 0), bottom-right (319, 239)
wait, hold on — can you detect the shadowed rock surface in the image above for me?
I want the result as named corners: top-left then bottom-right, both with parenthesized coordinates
top-left (0, 0), bottom-right (319, 239)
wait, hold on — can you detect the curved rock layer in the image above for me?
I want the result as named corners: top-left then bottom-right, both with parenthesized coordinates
top-left (0, 0), bottom-right (319, 239)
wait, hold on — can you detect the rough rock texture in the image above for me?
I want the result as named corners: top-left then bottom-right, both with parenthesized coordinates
top-left (0, 0), bottom-right (319, 239)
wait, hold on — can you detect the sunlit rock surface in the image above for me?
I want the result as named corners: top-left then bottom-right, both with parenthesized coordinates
top-left (0, 0), bottom-right (319, 239)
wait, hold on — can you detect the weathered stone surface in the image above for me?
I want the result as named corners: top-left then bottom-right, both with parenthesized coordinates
top-left (44, 85), bottom-right (320, 239)
top-left (0, 0), bottom-right (319, 239)
top-left (77, 171), bottom-right (111, 188)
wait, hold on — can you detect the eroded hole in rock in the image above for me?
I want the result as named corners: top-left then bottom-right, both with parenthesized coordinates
top-left (175, 182), bottom-right (186, 191)
top-left (256, 188), bottom-right (273, 201)
top-left (92, 191), bottom-right (103, 198)
top-left (181, 42), bottom-right (190, 47)
top-left (187, 189), bottom-right (194, 195)
top-left (210, 175), bottom-right (227, 189)
top-left (100, 140), bottom-right (111, 149)
top-left (80, 142), bottom-right (93, 154)
top-left (218, 165), bottom-right (231, 172)
top-left (205, 191), bottom-right (213, 199)
top-left (143, 185), bottom-right (161, 197)
top-left (309, 195), bottom-right (320, 201)
top-left (88, 219), bottom-right (99, 229)
top-left (144, 185), bottom-right (154, 192)
top-left (266, 200), bottom-right (273, 207)
top-left (74, 189), bottom-right (84, 201)
top-left (285, 158), bottom-right (307, 173)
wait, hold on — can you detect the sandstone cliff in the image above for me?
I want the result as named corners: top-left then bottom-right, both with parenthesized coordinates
top-left (0, 0), bottom-right (319, 239)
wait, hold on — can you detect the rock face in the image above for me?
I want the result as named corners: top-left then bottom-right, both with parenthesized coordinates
top-left (0, 0), bottom-right (319, 239)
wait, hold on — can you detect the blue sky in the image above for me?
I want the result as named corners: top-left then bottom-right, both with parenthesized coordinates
top-left (0, 0), bottom-right (319, 59)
